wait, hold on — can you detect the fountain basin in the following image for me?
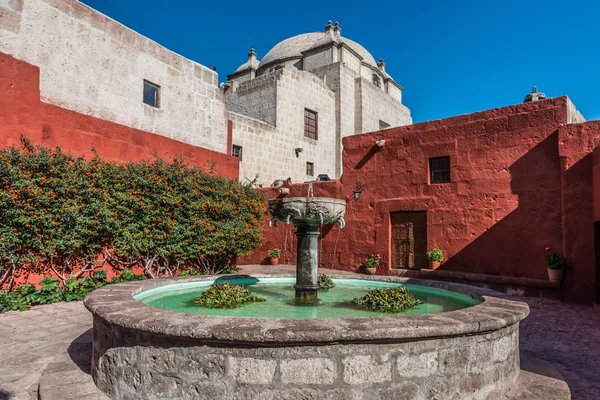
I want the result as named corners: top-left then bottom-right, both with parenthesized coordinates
top-left (84, 274), bottom-right (529, 399)
top-left (268, 197), bottom-right (346, 226)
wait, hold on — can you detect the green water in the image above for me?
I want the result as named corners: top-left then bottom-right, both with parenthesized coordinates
top-left (135, 278), bottom-right (481, 319)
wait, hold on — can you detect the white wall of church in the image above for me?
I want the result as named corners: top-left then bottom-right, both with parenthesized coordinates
top-left (355, 78), bottom-right (412, 133)
top-left (224, 72), bottom-right (279, 125)
top-left (0, 0), bottom-right (227, 152)
top-left (228, 69), bottom-right (336, 186)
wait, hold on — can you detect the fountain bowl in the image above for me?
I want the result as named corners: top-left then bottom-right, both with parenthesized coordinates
top-left (84, 274), bottom-right (529, 399)
top-left (268, 197), bottom-right (346, 226)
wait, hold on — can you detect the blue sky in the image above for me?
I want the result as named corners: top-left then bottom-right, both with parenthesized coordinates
top-left (81, 0), bottom-right (599, 123)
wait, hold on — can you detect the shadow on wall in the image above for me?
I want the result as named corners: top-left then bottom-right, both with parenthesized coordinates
top-left (0, 389), bottom-right (10, 400)
top-left (443, 132), bottom-right (562, 279)
top-left (442, 131), bottom-right (595, 302)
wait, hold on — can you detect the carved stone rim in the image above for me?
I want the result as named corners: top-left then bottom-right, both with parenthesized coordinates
top-left (84, 274), bottom-right (529, 345)
top-left (267, 197), bottom-right (347, 205)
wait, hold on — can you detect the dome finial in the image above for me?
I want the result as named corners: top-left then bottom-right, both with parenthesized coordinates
top-left (248, 47), bottom-right (258, 63)
top-left (333, 21), bottom-right (341, 37)
top-left (377, 58), bottom-right (386, 72)
top-left (325, 20), bottom-right (333, 33)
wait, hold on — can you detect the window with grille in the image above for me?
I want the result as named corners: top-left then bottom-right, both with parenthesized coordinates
top-left (429, 156), bottom-right (451, 184)
top-left (143, 80), bottom-right (160, 108)
top-left (304, 109), bottom-right (318, 140)
top-left (306, 162), bottom-right (314, 176)
top-left (232, 145), bottom-right (243, 161)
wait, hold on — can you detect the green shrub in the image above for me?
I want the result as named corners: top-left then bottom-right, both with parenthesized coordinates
top-left (317, 273), bottom-right (335, 291)
top-left (193, 282), bottom-right (265, 308)
top-left (0, 268), bottom-right (144, 312)
top-left (364, 254), bottom-right (381, 268)
top-left (545, 247), bottom-right (567, 270)
top-left (0, 137), bottom-right (265, 287)
top-left (352, 287), bottom-right (423, 313)
top-left (268, 248), bottom-right (281, 258)
top-left (426, 248), bottom-right (444, 262)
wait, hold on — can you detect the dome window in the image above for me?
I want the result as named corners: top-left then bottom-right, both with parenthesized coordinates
top-left (372, 74), bottom-right (381, 88)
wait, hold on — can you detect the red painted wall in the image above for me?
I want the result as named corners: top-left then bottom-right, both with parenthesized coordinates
top-left (0, 52), bottom-right (239, 178)
top-left (241, 98), bottom-right (600, 304)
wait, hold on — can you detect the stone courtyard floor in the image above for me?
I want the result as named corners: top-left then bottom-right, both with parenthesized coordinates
top-left (0, 266), bottom-right (597, 399)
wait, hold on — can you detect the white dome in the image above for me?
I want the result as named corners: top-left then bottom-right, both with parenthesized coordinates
top-left (235, 58), bottom-right (260, 72)
top-left (259, 31), bottom-right (378, 70)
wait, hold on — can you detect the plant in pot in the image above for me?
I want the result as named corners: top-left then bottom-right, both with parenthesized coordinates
top-left (268, 248), bottom-right (281, 265)
top-left (545, 247), bottom-right (567, 283)
top-left (364, 254), bottom-right (381, 275)
top-left (426, 248), bottom-right (444, 270)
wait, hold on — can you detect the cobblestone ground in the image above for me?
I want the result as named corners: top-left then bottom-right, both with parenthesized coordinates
top-left (519, 298), bottom-right (600, 400)
top-left (0, 302), bottom-right (91, 400)
top-left (0, 274), bottom-right (597, 399)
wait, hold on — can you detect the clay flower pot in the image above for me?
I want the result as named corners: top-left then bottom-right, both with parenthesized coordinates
top-left (365, 267), bottom-right (377, 275)
top-left (429, 260), bottom-right (441, 270)
top-left (547, 268), bottom-right (564, 283)
top-left (269, 257), bottom-right (279, 265)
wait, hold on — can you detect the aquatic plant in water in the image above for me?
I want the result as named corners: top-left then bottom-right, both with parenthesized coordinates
top-left (352, 287), bottom-right (422, 312)
top-left (317, 273), bottom-right (335, 291)
top-left (193, 283), bottom-right (266, 308)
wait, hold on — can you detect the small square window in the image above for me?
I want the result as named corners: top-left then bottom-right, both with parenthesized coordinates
top-left (379, 120), bottom-right (390, 129)
top-left (429, 156), bottom-right (451, 184)
top-left (306, 162), bottom-right (314, 176)
top-left (143, 80), bottom-right (160, 108)
top-left (304, 108), bottom-right (318, 140)
top-left (232, 145), bottom-right (243, 161)
top-left (373, 74), bottom-right (381, 88)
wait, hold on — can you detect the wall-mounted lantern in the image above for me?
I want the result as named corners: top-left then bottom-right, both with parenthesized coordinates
top-left (353, 182), bottom-right (365, 201)
top-left (375, 139), bottom-right (385, 147)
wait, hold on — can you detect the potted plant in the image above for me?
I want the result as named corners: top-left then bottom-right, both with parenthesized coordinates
top-left (268, 248), bottom-right (281, 265)
top-left (426, 248), bottom-right (444, 270)
top-left (364, 254), bottom-right (381, 275)
top-left (545, 247), bottom-right (567, 283)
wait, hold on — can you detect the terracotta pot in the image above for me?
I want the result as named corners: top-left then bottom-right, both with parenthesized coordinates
top-left (269, 257), bottom-right (279, 265)
top-left (548, 268), bottom-right (564, 283)
top-left (429, 260), bottom-right (441, 270)
top-left (365, 267), bottom-right (377, 275)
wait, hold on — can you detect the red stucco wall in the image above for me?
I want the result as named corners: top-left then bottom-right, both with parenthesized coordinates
top-left (241, 98), bottom-right (600, 304)
top-left (0, 52), bottom-right (239, 177)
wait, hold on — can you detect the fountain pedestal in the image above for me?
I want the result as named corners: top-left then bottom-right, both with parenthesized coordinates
top-left (294, 223), bottom-right (320, 302)
top-left (267, 197), bottom-right (346, 303)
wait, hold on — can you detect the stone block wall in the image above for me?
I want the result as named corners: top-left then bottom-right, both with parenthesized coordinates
top-left (92, 316), bottom-right (520, 400)
top-left (228, 69), bottom-right (337, 186)
top-left (224, 72), bottom-right (280, 125)
top-left (228, 111), bottom-right (279, 185)
top-left (0, 0), bottom-right (227, 152)
top-left (355, 77), bottom-right (412, 133)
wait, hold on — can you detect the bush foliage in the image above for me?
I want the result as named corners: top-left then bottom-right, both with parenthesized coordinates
top-left (0, 268), bottom-right (144, 312)
top-left (352, 287), bottom-right (423, 313)
top-left (193, 282), bottom-right (265, 308)
top-left (0, 138), bottom-right (265, 290)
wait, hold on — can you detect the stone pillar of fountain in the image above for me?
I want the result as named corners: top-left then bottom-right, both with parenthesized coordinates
top-left (294, 223), bottom-right (320, 302)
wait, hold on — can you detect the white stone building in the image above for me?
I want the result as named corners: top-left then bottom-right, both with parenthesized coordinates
top-left (225, 22), bottom-right (412, 186)
top-left (0, 0), bottom-right (412, 185)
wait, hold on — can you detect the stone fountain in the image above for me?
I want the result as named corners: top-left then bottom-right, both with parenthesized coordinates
top-left (268, 196), bottom-right (346, 302)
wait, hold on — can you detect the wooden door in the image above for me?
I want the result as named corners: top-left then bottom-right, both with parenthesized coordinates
top-left (391, 211), bottom-right (427, 269)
